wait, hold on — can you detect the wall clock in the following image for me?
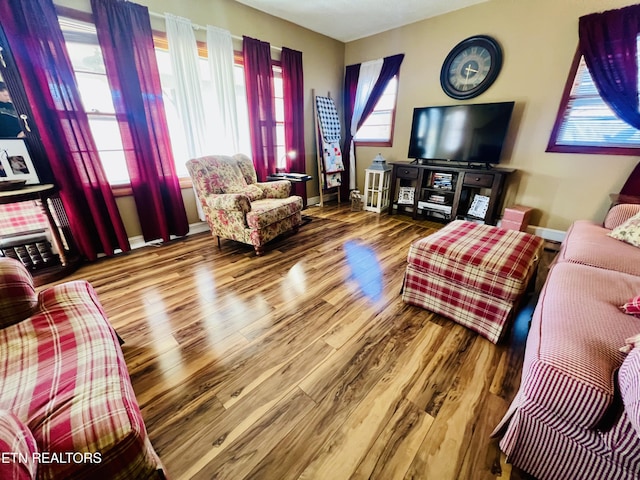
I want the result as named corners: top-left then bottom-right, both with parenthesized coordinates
top-left (440, 35), bottom-right (503, 100)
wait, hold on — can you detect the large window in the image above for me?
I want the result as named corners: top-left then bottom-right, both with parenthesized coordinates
top-left (61, 12), bottom-right (285, 186)
top-left (154, 49), bottom-right (252, 178)
top-left (547, 42), bottom-right (640, 155)
top-left (354, 75), bottom-right (398, 146)
top-left (59, 16), bottom-right (131, 185)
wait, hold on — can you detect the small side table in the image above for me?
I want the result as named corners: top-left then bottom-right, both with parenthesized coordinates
top-left (363, 168), bottom-right (391, 213)
top-left (0, 184), bottom-right (79, 285)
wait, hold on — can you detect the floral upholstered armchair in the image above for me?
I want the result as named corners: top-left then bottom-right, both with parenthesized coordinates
top-left (186, 154), bottom-right (303, 255)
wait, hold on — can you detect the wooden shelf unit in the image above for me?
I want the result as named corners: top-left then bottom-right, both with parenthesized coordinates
top-left (388, 162), bottom-right (513, 225)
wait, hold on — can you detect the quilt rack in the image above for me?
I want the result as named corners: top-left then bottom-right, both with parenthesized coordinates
top-left (313, 90), bottom-right (344, 206)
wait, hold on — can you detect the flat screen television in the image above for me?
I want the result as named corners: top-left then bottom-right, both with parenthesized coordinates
top-left (407, 101), bottom-right (515, 166)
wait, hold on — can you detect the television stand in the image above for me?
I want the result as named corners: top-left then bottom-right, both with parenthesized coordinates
top-left (388, 162), bottom-right (514, 225)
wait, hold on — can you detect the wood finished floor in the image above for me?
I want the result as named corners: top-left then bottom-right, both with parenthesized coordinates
top-left (43, 204), bottom-right (543, 480)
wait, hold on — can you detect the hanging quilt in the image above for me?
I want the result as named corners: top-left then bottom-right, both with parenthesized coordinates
top-left (315, 96), bottom-right (345, 177)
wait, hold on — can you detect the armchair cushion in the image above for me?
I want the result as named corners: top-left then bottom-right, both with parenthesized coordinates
top-left (227, 183), bottom-right (265, 201)
top-left (256, 181), bottom-right (291, 199)
top-left (206, 193), bottom-right (252, 213)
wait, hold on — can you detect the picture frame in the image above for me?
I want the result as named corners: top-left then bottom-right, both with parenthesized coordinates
top-left (468, 194), bottom-right (490, 219)
top-left (0, 139), bottom-right (39, 184)
top-left (397, 186), bottom-right (415, 204)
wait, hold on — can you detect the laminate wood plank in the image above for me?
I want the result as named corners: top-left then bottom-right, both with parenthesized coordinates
top-left (34, 204), bottom-right (550, 480)
top-left (404, 335), bottom-right (501, 479)
top-left (297, 318), bottom-right (444, 480)
top-left (171, 339), bottom-right (333, 478)
top-left (189, 387), bottom-right (316, 480)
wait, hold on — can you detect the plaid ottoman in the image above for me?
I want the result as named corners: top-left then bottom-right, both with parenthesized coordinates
top-left (402, 220), bottom-right (543, 343)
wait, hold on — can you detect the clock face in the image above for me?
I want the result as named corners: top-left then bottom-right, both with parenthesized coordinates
top-left (440, 36), bottom-right (502, 100)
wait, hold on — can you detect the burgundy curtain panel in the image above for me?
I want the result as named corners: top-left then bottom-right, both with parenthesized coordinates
top-left (281, 47), bottom-right (306, 174)
top-left (243, 36), bottom-right (277, 182)
top-left (92, 0), bottom-right (189, 243)
top-left (0, 0), bottom-right (130, 260)
top-left (579, 5), bottom-right (640, 130)
top-left (341, 64), bottom-right (360, 199)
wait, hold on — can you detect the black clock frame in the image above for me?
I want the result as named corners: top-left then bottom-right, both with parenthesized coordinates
top-left (440, 35), bottom-right (503, 100)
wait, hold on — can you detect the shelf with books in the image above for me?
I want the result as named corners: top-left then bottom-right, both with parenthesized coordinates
top-left (388, 162), bottom-right (514, 225)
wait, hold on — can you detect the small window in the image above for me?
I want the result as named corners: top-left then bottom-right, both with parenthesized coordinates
top-left (547, 42), bottom-right (640, 155)
top-left (354, 75), bottom-right (398, 146)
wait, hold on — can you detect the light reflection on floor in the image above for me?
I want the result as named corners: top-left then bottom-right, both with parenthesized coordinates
top-left (343, 240), bottom-right (383, 301)
top-left (143, 290), bottom-right (186, 383)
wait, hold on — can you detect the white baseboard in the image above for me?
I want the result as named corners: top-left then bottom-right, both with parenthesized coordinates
top-left (526, 225), bottom-right (566, 243)
top-left (129, 221), bottom-right (210, 250)
top-left (307, 193), bottom-right (339, 207)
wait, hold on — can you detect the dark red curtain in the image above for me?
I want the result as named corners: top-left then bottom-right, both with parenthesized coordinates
top-left (579, 5), bottom-right (640, 130)
top-left (92, 0), bottom-right (189, 242)
top-left (0, 0), bottom-right (129, 260)
top-left (341, 64), bottom-right (360, 199)
top-left (243, 36), bottom-right (276, 182)
top-left (281, 47), bottom-right (305, 173)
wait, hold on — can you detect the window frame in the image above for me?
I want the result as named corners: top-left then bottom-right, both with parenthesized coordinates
top-left (547, 48), bottom-right (640, 156)
top-left (353, 74), bottom-right (399, 147)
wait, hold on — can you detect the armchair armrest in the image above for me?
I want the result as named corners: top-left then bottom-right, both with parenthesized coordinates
top-left (256, 180), bottom-right (291, 199)
top-left (205, 193), bottom-right (251, 214)
top-left (604, 203), bottom-right (640, 230)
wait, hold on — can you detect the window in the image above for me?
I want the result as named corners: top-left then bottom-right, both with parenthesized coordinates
top-left (154, 49), bottom-right (252, 178)
top-left (60, 14), bottom-right (254, 186)
top-left (59, 16), bottom-right (131, 185)
top-left (272, 65), bottom-right (286, 169)
top-left (548, 42), bottom-right (640, 155)
top-left (354, 75), bottom-right (398, 145)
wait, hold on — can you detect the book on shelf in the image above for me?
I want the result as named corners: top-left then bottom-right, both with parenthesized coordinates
top-left (431, 172), bottom-right (453, 190)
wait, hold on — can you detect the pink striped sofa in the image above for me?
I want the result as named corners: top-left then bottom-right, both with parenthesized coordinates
top-left (0, 257), bottom-right (165, 480)
top-left (494, 203), bottom-right (640, 479)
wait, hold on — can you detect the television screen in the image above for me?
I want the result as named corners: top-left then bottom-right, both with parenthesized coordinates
top-left (407, 101), bottom-right (515, 165)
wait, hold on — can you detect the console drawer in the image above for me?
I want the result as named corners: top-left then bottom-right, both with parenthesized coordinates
top-left (396, 166), bottom-right (418, 179)
top-left (463, 172), bottom-right (494, 187)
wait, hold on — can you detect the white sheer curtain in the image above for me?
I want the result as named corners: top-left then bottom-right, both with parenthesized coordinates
top-left (206, 26), bottom-right (240, 154)
top-left (164, 14), bottom-right (208, 158)
top-left (349, 58), bottom-right (383, 189)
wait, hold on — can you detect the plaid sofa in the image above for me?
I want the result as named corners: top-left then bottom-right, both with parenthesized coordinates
top-left (493, 203), bottom-right (640, 479)
top-left (0, 257), bottom-right (165, 480)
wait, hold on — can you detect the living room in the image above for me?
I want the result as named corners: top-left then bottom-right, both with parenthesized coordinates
top-left (1, 0), bottom-right (640, 479)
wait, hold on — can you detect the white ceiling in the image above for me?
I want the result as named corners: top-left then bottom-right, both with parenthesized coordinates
top-left (234, 0), bottom-right (490, 42)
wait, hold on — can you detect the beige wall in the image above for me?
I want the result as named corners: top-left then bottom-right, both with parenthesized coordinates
top-left (346, 0), bottom-right (639, 231)
top-left (55, 0), bottom-right (344, 238)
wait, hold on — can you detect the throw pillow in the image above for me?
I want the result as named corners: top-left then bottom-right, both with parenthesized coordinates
top-left (622, 295), bottom-right (640, 317)
top-left (0, 258), bottom-right (38, 329)
top-left (0, 410), bottom-right (38, 480)
top-left (608, 211), bottom-right (640, 248)
top-left (619, 347), bottom-right (640, 439)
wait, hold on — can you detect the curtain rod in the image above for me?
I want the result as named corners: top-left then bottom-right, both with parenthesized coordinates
top-left (148, 10), bottom-right (282, 52)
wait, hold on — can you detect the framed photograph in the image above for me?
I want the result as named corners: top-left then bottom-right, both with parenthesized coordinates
top-left (397, 187), bottom-right (415, 204)
top-left (0, 139), bottom-right (39, 184)
top-left (468, 194), bottom-right (490, 219)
